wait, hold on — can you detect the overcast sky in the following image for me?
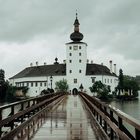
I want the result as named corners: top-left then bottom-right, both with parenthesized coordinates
top-left (0, 0), bottom-right (140, 79)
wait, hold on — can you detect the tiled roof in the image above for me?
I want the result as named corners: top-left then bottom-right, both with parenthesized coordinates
top-left (10, 64), bottom-right (66, 79)
top-left (86, 64), bottom-right (117, 76)
top-left (10, 63), bottom-right (117, 79)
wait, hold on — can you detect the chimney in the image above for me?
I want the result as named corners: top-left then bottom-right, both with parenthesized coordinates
top-left (36, 61), bottom-right (38, 66)
top-left (44, 62), bottom-right (46, 65)
top-left (101, 63), bottom-right (103, 65)
top-left (114, 64), bottom-right (116, 74)
top-left (30, 63), bottom-right (33, 67)
top-left (91, 60), bottom-right (93, 64)
top-left (109, 60), bottom-right (112, 73)
top-left (87, 59), bottom-right (89, 63)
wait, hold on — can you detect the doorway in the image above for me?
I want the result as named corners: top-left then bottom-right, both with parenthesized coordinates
top-left (72, 88), bottom-right (78, 95)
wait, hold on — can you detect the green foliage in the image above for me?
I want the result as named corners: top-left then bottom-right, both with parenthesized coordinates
top-left (89, 81), bottom-right (104, 93)
top-left (89, 81), bottom-right (111, 100)
top-left (0, 81), bottom-right (8, 100)
top-left (55, 79), bottom-right (69, 92)
top-left (118, 69), bottom-right (124, 94)
top-left (123, 75), bottom-right (139, 97)
top-left (5, 84), bottom-right (17, 101)
top-left (0, 69), bottom-right (5, 84)
top-left (116, 73), bottom-right (139, 99)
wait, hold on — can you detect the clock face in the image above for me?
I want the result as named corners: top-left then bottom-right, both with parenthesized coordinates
top-left (73, 46), bottom-right (78, 50)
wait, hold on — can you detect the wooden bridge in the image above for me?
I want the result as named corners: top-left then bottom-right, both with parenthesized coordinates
top-left (0, 92), bottom-right (140, 140)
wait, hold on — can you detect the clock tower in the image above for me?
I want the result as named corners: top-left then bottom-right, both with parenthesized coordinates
top-left (66, 13), bottom-right (87, 93)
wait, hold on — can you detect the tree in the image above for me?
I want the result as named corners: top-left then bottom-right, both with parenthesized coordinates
top-left (123, 75), bottom-right (139, 97)
top-left (0, 69), bottom-right (6, 100)
top-left (89, 81), bottom-right (104, 94)
top-left (55, 79), bottom-right (69, 92)
top-left (118, 69), bottom-right (124, 95)
top-left (0, 69), bottom-right (5, 84)
top-left (89, 81), bottom-right (111, 100)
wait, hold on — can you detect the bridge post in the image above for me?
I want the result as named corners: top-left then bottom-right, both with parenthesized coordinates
top-left (20, 103), bottom-right (24, 138)
top-left (10, 106), bottom-right (14, 130)
top-left (135, 128), bottom-right (140, 140)
top-left (104, 107), bottom-right (107, 133)
top-left (0, 109), bottom-right (2, 137)
top-left (99, 105), bottom-right (102, 126)
top-left (118, 117), bottom-right (123, 140)
top-left (110, 110), bottom-right (114, 140)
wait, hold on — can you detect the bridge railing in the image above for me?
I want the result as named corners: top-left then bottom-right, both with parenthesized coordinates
top-left (0, 92), bottom-right (65, 139)
top-left (79, 92), bottom-right (140, 140)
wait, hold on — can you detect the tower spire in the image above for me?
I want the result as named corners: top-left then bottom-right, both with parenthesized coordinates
top-left (70, 12), bottom-right (83, 42)
top-left (76, 11), bottom-right (78, 19)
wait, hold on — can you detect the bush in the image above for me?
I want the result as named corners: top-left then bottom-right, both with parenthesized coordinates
top-left (55, 79), bottom-right (69, 92)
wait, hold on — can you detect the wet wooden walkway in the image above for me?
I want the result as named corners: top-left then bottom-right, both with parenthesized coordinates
top-left (1, 93), bottom-right (139, 140)
top-left (32, 95), bottom-right (97, 140)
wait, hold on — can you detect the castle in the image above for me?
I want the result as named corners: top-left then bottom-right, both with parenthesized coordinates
top-left (10, 14), bottom-right (118, 96)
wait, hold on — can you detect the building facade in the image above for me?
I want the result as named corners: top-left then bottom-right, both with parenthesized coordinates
top-left (10, 14), bottom-right (118, 97)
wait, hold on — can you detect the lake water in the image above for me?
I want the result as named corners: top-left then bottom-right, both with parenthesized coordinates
top-left (110, 91), bottom-right (140, 122)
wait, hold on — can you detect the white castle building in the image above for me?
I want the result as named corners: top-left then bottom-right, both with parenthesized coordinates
top-left (10, 14), bottom-right (118, 97)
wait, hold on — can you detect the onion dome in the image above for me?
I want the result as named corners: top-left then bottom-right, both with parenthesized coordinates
top-left (70, 13), bottom-right (84, 42)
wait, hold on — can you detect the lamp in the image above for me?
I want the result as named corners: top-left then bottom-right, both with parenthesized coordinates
top-left (50, 76), bottom-right (53, 89)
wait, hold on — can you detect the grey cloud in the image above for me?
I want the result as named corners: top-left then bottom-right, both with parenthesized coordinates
top-left (0, 0), bottom-right (140, 77)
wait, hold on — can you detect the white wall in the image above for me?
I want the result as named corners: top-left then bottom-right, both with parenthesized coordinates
top-left (66, 42), bottom-right (88, 93)
top-left (10, 76), bottom-right (66, 97)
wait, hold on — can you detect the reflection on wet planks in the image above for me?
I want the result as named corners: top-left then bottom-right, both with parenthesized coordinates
top-left (32, 95), bottom-right (97, 140)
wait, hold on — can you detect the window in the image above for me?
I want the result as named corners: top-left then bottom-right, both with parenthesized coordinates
top-left (69, 46), bottom-right (72, 50)
top-left (69, 53), bottom-right (72, 56)
top-left (91, 77), bottom-right (96, 83)
top-left (74, 79), bottom-right (77, 83)
top-left (27, 82), bottom-right (29, 87)
top-left (79, 46), bottom-right (81, 49)
top-left (31, 82), bottom-right (33, 87)
top-left (69, 60), bottom-right (72, 63)
top-left (44, 82), bottom-right (47, 86)
top-left (69, 70), bottom-right (72, 73)
top-left (79, 59), bottom-right (82, 63)
top-left (110, 79), bottom-right (112, 83)
top-left (79, 70), bottom-right (82, 73)
top-left (40, 82), bottom-right (42, 87)
top-left (108, 79), bottom-right (109, 83)
top-left (73, 46), bottom-right (78, 50)
top-left (79, 52), bottom-right (81, 56)
top-left (35, 82), bottom-right (38, 87)
top-left (105, 79), bottom-right (106, 83)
